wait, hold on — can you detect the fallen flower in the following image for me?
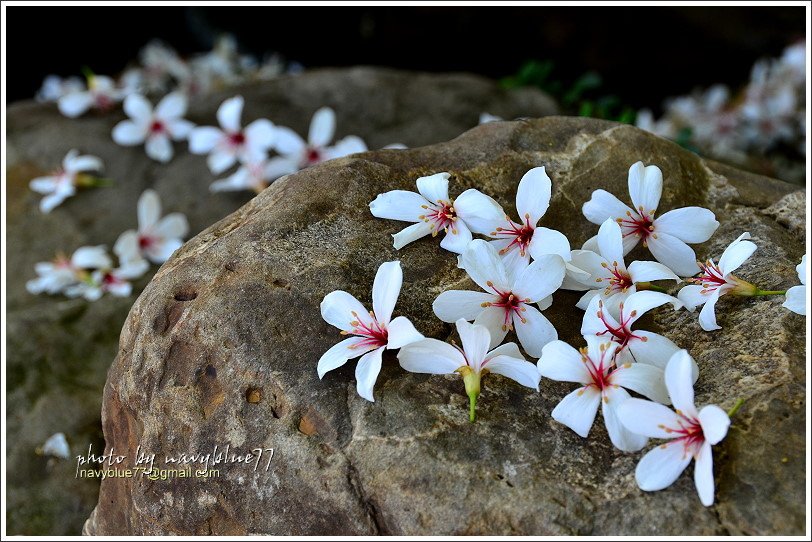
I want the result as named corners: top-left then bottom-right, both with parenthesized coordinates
top-left (433, 239), bottom-right (566, 356)
top-left (29, 150), bottom-right (107, 213)
top-left (783, 254), bottom-right (807, 315)
top-left (58, 72), bottom-right (124, 118)
top-left (26, 245), bottom-right (112, 295)
top-left (36, 75), bottom-right (85, 103)
top-left (677, 232), bottom-right (788, 331)
top-left (65, 260), bottom-right (149, 301)
top-left (399, 318), bottom-right (539, 421)
top-left (209, 159), bottom-right (289, 193)
top-left (369, 172), bottom-right (504, 254)
top-left (112, 92), bottom-right (194, 163)
top-left (538, 335), bottom-right (669, 451)
top-left (114, 189), bottom-right (189, 266)
top-left (188, 95), bottom-right (276, 174)
top-left (582, 162), bottom-right (719, 276)
top-left (39, 432), bottom-right (71, 459)
top-left (618, 350), bottom-right (730, 507)
top-left (318, 261), bottom-right (424, 402)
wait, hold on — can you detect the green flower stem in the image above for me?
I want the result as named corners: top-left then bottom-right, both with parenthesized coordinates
top-left (458, 367), bottom-right (482, 423)
top-left (727, 398), bottom-right (745, 418)
top-left (636, 282), bottom-right (668, 293)
top-left (468, 394), bottom-right (477, 423)
top-left (751, 289), bottom-right (787, 296)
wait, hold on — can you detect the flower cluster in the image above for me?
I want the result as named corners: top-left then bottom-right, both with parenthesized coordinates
top-left (29, 150), bottom-right (109, 213)
top-left (637, 40), bottom-right (806, 183)
top-left (317, 159), bottom-right (805, 508)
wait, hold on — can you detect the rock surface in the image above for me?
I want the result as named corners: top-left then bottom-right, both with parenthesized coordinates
top-left (5, 67), bottom-right (557, 535)
top-left (84, 117), bottom-right (805, 535)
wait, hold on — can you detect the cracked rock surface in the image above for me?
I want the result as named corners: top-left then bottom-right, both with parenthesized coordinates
top-left (83, 117), bottom-right (806, 535)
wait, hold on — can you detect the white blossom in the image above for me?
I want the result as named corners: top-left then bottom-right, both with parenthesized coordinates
top-left (36, 75), bottom-right (84, 103)
top-left (29, 150), bottom-right (104, 213)
top-left (112, 93), bottom-right (194, 163)
top-left (114, 189), bottom-right (189, 266)
top-left (58, 73), bottom-right (124, 118)
top-left (783, 254), bottom-right (807, 316)
top-left (26, 246), bottom-right (111, 296)
top-left (40, 432), bottom-right (71, 459)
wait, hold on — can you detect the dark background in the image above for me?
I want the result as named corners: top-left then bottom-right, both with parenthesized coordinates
top-left (5, 6), bottom-right (806, 110)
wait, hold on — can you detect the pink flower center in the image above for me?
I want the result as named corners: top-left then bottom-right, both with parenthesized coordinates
top-left (492, 214), bottom-right (535, 257)
top-left (347, 310), bottom-right (388, 350)
top-left (94, 92), bottom-right (114, 111)
top-left (228, 132), bottom-right (246, 147)
top-left (150, 120), bottom-right (166, 134)
top-left (305, 147), bottom-right (322, 166)
top-left (420, 200), bottom-right (458, 235)
top-left (594, 300), bottom-right (645, 354)
top-left (598, 261), bottom-right (633, 294)
top-left (618, 208), bottom-right (656, 247)
top-left (692, 260), bottom-right (728, 294)
top-left (482, 281), bottom-right (530, 331)
top-left (101, 272), bottom-right (122, 287)
top-left (138, 235), bottom-right (154, 250)
top-left (581, 347), bottom-right (615, 390)
top-left (661, 411), bottom-right (705, 458)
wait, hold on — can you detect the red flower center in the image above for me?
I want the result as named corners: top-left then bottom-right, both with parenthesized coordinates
top-left (692, 260), bottom-right (727, 293)
top-left (150, 120), bottom-right (165, 134)
top-left (228, 132), bottom-right (246, 146)
top-left (599, 261), bottom-right (633, 294)
top-left (138, 235), bottom-right (154, 249)
top-left (595, 301), bottom-right (644, 354)
top-left (492, 214), bottom-right (535, 257)
top-left (483, 281), bottom-right (529, 331)
top-left (348, 311), bottom-right (388, 349)
top-left (420, 200), bottom-right (457, 235)
top-left (618, 208), bottom-right (656, 246)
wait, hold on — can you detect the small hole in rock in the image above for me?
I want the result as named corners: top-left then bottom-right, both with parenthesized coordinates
top-left (205, 365), bottom-right (217, 378)
top-left (246, 387), bottom-right (262, 404)
top-left (174, 291), bottom-right (198, 301)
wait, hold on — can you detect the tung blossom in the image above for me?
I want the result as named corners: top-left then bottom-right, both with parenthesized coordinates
top-left (618, 350), bottom-right (731, 507)
top-left (581, 291), bottom-right (692, 375)
top-left (318, 261), bottom-right (424, 402)
top-left (112, 93), bottom-right (194, 163)
top-left (568, 218), bottom-right (680, 313)
top-left (399, 319), bottom-right (539, 421)
top-left (65, 261), bottom-right (149, 301)
top-left (29, 150), bottom-right (105, 213)
top-left (269, 107), bottom-right (368, 179)
top-left (433, 239), bottom-right (566, 357)
top-left (582, 161), bottom-right (719, 276)
top-left (114, 190), bottom-right (189, 266)
top-left (209, 159), bottom-right (280, 193)
top-left (783, 255), bottom-right (807, 316)
top-left (26, 246), bottom-right (112, 295)
top-left (369, 172), bottom-right (504, 254)
top-left (538, 335), bottom-right (669, 451)
top-left (58, 73), bottom-right (124, 118)
top-left (188, 95), bottom-right (276, 174)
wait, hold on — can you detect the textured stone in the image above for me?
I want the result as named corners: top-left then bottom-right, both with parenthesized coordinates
top-left (5, 67), bottom-right (557, 535)
top-left (86, 117), bottom-right (805, 535)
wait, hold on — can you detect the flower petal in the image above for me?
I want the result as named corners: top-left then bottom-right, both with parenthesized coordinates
top-left (611, 362), bottom-right (669, 404)
top-left (486, 341), bottom-right (523, 361)
top-left (155, 91), bottom-right (187, 119)
top-left (416, 172), bottom-right (450, 204)
top-left (677, 284), bottom-right (709, 312)
top-left (145, 134), bottom-right (173, 163)
top-left (698, 404), bottom-right (730, 445)
top-left (617, 397), bottom-right (681, 439)
top-left (627, 161), bottom-right (662, 215)
top-left (317, 336), bottom-right (370, 379)
top-left (581, 294), bottom-right (621, 336)
top-left (473, 306), bottom-right (510, 350)
top-left (432, 290), bottom-right (491, 322)
top-left (58, 92), bottom-right (94, 117)
top-left (65, 153), bottom-right (103, 173)
top-left (167, 119), bottom-right (195, 140)
top-left (460, 239), bottom-right (510, 292)
top-left (516, 166), bottom-right (552, 224)
top-left (355, 346), bottom-right (385, 402)
top-left (146, 238), bottom-right (183, 264)
top-left (264, 156), bottom-right (299, 181)
top-left (783, 285), bottom-right (807, 315)
top-left (369, 190), bottom-right (427, 222)
top-left (324, 135), bottom-right (367, 159)
top-left (386, 316), bottom-right (424, 350)
top-left (527, 227), bottom-right (571, 262)
top-left (123, 93), bottom-right (152, 121)
top-left (398, 338), bottom-right (464, 374)
top-left (392, 221), bottom-right (433, 249)
top-left (217, 95), bottom-right (244, 132)
top-left (244, 119), bottom-right (276, 151)
top-left (582, 189), bottom-right (635, 226)
top-left (596, 218), bottom-right (626, 269)
top-left (207, 148), bottom-right (237, 175)
top-left (551, 386), bottom-right (601, 437)
top-left (512, 254), bottom-right (566, 302)
top-left (514, 303), bottom-right (557, 358)
top-left (308, 107), bottom-right (336, 147)
top-left (664, 350), bottom-right (698, 417)
top-left (698, 289), bottom-right (723, 331)
top-left (112, 120), bottom-right (146, 146)
top-left (647, 232), bottom-right (700, 276)
top-left (454, 189), bottom-right (506, 235)
top-left (455, 318), bottom-right (492, 370)
top-left (603, 386), bottom-right (649, 452)
top-left (621, 291), bottom-right (682, 328)
top-left (273, 126), bottom-right (307, 156)
top-left (576, 289), bottom-right (600, 311)
top-left (627, 330), bottom-right (681, 371)
top-left (72, 245), bottom-right (112, 269)
top-left (718, 232), bottom-right (757, 276)
top-left (138, 189), bottom-right (161, 230)
top-left (29, 176), bottom-right (57, 194)
top-left (153, 213), bottom-right (189, 239)
top-left (694, 441), bottom-right (716, 506)
top-left (114, 230), bottom-right (141, 264)
top-left (188, 126), bottom-right (223, 154)
top-left (320, 290), bottom-right (370, 332)
top-left (627, 260), bottom-right (680, 284)
top-left (654, 207), bottom-right (719, 243)
top-left (439, 220), bottom-right (473, 254)
top-left (537, 340), bottom-right (591, 384)
top-left (372, 260), bottom-right (402, 324)
top-left (635, 440), bottom-right (692, 491)
top-left (797, 255), bottom-right (807, 285)
top-left (485, 355), bottom-right (540, 390)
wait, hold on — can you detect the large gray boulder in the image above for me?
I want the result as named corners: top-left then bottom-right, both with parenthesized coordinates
top-left (83, 117), bottom-right (804, 535)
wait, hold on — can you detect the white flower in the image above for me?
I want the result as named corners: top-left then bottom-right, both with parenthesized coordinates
top-left (209, 159), bottom-right (288, 193)
top-left (112, 93), bottom-right (194, 163)
top-left (479, 112), bottom-right (503, 124)
top-left (188, 95), bottom-right (276, 174)
top-left (433, 239), bottom-right (566, 357)
top-left (676, 232), bottom-right (763, 331)
top-left (582, 161), bottom-right (719, 276)
top-left (29, 150), bottom-right (104, 213)
top-left (268, 107), bottom-right (368, 179)
top-left (568, 219), bottom-right (680, 313)
top-left (538, 335), bottom-right (669, 451)
top-left (40, 432), bottom-right (71, 459)
top-left (114, 189), bottom-right (189, 265)
top-left (783, 254), bottom-right (807, 316)
top-left (137, 40), bottom-right (192, 94)
top-left (399, 318), bottom-right (539, 421)
top-left (318, 261), bottom-right (424, 402)
top-left (26, 246), bottom-right (111, 295)
top-left (65, 260), bottom-right (149, 301)
top-left (580, 291), bottom-right (692, 375)
top-left (36, 75), bottom-right (84, 103)
top-left (459, 167), bottom-right (572, 280)
top-left (618, 350), bottom-right (731, 507)
top-left (369, 172), bottom-right (504, 254)
top-left (58, 74), bottom-right (123, 118)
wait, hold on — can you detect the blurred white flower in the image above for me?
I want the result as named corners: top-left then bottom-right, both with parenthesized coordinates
top-left (783, 254), bottom-right (807, 316)
top-left (29, 150), bottom-right (105, 213)
top-left (58, 73), bottom-right (124, 117)
top-left (39, 432), bottom-right (71, 459)
top-left (36, 75), bottom-right (85, 103)
top-left (115, 189), bottom-right (189, 265)
top-left (112, 93), bottom-right (194, 163)
top-left (65, 261), bottom-right (149, 301)
top-left (26, 246), bottom-right (111, 296)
